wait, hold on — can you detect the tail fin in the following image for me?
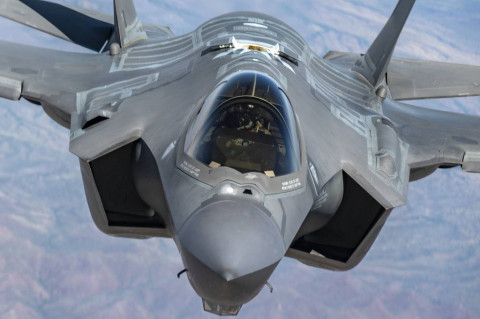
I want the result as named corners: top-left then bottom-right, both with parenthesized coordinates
top-left (113, 0), bottom-right (147, 48)
top-left (352, 0), bottom-right (415, 87)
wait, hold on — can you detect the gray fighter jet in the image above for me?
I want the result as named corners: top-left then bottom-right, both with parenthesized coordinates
top-left (0, 0), bottom-right (479, 315)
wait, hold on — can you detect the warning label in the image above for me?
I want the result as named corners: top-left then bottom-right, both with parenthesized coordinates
top-left (281, 178), bottom-right (301, 191)
top-left (180, 160), bottom-right (200, 177)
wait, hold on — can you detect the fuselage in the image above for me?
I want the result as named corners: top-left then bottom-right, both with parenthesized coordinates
top-left (67, 11), bottom-right (409, 314)
top-left (2, 0), bottom-right (479, 315)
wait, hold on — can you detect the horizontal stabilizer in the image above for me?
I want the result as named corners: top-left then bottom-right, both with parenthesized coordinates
top-left (0, 0), bottom-right (114, 51)
top-left (352, 0), bottom-right (415, 87)
top-left (325, 51), bottom-right (480, 101)
top-left (387, 58), bottom-right (480, 100)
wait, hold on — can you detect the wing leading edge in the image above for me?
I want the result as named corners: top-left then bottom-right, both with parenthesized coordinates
top-left (325, 50), bottom-right (480, 175)
top-left (0, 40), bottom-right (113, 127)
top-left (386, 58), bottom-right (480, 100)
top-left (383, 100), bottom-right (480, 177)
top-left (325, 51), bottom-right (480, 100)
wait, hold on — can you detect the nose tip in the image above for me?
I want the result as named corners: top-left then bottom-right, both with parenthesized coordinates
top-left (182, 244), bottom-right (280, 311)
top-left (177, 198), bottom-right (285, 306)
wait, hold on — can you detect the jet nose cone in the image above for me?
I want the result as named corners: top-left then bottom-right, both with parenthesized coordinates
top-left (178, 198), bottom-right (285, 307)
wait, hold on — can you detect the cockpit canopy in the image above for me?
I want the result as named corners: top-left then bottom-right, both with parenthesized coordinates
top-left (184, 71), bottom-right (300, 177)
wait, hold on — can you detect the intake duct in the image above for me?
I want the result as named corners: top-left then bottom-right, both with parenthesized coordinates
top-left (89, 139), bottom-right (167, 229)
top-left (291, 171), bottom-right (386, 263)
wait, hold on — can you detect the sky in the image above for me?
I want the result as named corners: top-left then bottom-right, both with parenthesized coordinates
top-left (0, 0), bottom-right (479, 318)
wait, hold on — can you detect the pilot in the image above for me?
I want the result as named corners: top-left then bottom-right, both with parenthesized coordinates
top-left (185, 72), bottom-right (301, 178)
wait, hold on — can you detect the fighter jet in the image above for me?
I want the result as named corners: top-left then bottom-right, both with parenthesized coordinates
top-left (0, 0), bottom-right (479, 315)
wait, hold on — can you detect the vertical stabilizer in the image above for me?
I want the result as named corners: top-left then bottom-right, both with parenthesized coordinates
top-left (352, 0), bottom-right (415, 87)
top-left (113, 0), bottom-right (147, 47)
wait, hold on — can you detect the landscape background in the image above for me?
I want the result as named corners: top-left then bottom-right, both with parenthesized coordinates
top-left (0, 0), bottom-right (479, 318)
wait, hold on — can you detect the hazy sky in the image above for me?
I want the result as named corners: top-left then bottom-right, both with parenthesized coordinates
top-left (0, 1), bottom-right (479, 318)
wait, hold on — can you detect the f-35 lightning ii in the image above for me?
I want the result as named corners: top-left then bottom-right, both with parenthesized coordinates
top-left (0, 0), bottom-right (479, 315)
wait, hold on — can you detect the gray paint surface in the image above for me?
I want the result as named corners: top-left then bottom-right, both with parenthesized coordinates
top-left (0, 0), bottom-right (479, 315)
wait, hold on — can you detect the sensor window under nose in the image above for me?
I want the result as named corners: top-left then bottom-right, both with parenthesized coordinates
top-left (184, 71), bottom-right (300, 177)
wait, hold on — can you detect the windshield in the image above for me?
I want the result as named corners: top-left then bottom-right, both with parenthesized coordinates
top-left (184, 71), bottom-right (300, 177)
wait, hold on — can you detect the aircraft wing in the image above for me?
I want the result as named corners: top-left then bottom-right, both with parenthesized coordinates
top-left (383, 99), bottom-right (480, 178)
top-left (324, 52), bottom-right (480, 175)
top-left (0, 0), bottom-right (173, 52)
top-left (387, 58), bottom-right (480, 100)
top-left (0, 40), bottom-right (113, 127)
top-left (0, 0), bottom-right (113, 51)
top-left (325, 51), bottom-right (480, 100)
